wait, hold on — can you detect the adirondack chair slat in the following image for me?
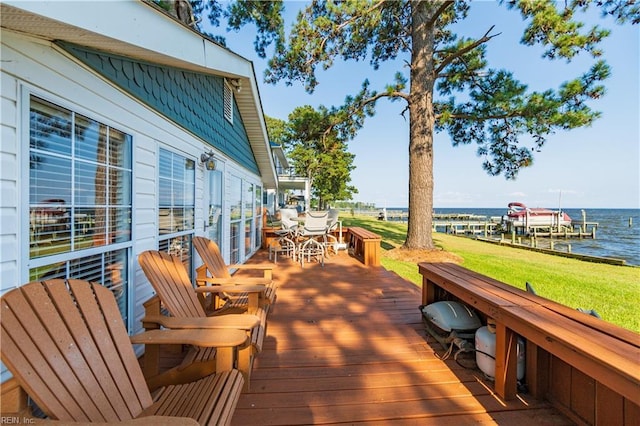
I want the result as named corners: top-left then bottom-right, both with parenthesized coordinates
top-left (49, 280), bottom-right (150, 421)
top-left (90, 279), bottom-right (156, 410)
top-left (149, 252), bottom-right (207, 318)
top-left (156, 371), bottom-right (231, 422)
top-left (43, 280), bottom-right (154, 419)
top-left (194, 372), bottom-right (227, 423)
top-left (220, 370), bottom-right (245, 425)
top-left (0, 280), bottom-right (245, 425)
top-left (194, 237), bottom-right (229, 278)
top-left (149, 372), bottom-right (212, 422)
top-left (1, 295), bottom-right (85, 420)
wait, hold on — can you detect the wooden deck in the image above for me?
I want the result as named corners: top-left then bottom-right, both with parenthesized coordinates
top-left (156, 249), bottom-right (573, 425)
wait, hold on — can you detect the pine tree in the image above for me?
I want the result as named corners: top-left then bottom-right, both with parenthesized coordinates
top-left (181, 0), bottom-right (638, 249)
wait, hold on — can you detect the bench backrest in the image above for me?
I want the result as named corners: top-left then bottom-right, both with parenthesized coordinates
top-left (0, 279), bottom-right (152, 422)
top-left (139, 250), bottom-right (208, 318)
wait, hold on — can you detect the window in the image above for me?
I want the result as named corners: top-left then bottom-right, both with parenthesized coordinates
top-left (158, 148), bottom-right (195, 274)
top-left (229, 176), bottom-right (242, 264)
top-left (244, 182), bottom-right (254, 257)
top-left (223, 79), bottom-right (233, 123)
top-left (205, 169), bottom-right (223, 246)
top-left (28, 96), bottom-right (132, 324)
top-left (255, 186), bottom-right (263, 249)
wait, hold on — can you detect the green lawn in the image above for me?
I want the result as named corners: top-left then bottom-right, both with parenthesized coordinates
top-left (340, 214), bottom-right (640, 332)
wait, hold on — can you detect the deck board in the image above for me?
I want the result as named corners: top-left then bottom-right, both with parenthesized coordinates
top-left (149, 249), bottom-right (572, 425)
top-left (227, 250), bottom-right (572, 425)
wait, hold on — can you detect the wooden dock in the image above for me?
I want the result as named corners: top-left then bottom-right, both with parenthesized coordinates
top-left (354, 209), bottom-right (601, 241)
top-left (138, 249), bottom-right (573, 425)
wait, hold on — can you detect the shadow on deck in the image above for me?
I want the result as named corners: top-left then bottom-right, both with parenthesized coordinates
top-left (156, 249), bottom-right (572, 425)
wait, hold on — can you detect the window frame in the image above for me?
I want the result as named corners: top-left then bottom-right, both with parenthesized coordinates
top-left (22, 89), bottom-right (134, 329)
top-left (228, 174), bottom-right (243, 264)
top-left (157, 147), bottom-right (196, 277)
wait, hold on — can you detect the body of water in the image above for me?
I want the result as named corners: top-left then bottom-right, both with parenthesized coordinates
top-left (386, 207), bottom-right (640, 266)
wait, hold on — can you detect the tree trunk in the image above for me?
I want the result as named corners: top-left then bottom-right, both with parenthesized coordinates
top-left (404, 2), bottom-right (435, 249)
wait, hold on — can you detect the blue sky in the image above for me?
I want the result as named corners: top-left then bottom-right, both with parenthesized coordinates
top-left (213, 2), bottom-right (639, 209)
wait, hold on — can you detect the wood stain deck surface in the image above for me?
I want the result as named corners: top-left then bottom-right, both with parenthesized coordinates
top-left (156, 249), bottom-right (572, 425)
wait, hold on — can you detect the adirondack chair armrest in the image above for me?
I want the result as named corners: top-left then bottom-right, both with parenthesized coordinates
top-left (228, 264), bottom-right (273, 280)
top-left (228, 264), bottom-right (272, 271)
top-left (198, 276), bottom-right (271, 286)
top-left (141, 314), bottom-right (260, 331)
top-left (194, 284), bottom-right (266, 295)
top-left (130, 328), bottom-right (248, 348)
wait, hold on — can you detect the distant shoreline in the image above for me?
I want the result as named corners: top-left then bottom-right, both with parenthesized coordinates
top-left (342, 207), bottom-right (640, 266)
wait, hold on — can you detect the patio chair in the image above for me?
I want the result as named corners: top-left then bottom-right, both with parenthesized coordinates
top-left (268, 208), bottom-right (299, 262)
top-left (297, 211), bottom-right (330, 267)
top-left (193, 236), bottom-right (277, 306)
top-left (138, 250), bottom-right (268, 389)
top-left (324, 208), bottom-right (341, 255)
top-left (279, 208), bottom-right (300, 231)
top-left (0, 279), bottom-right (246, 425)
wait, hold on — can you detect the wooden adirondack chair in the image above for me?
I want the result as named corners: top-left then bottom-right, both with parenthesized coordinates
top-left (0, 279), bottom-right (246, 425)
top-left (193, 236), bottom-right (277, 308)
top-left (138, 250), bottom-right (267, 389)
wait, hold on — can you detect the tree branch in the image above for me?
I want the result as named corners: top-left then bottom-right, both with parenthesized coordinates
top-left (435, 112), bottom-right (515, 120)
top-left (364, 90), bottom-right (409, 105)
top-left (316, 0), bottom-right (387, 57)
top-left (427, 0), bottom-right (455, 27)
top-left (434, 25), bottom-right (501, 76)
top-left (322, 90), bottom-right (409, 140)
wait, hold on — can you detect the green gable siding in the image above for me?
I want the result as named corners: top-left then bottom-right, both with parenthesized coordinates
top-left (58, 42), bottom-right (259, 174)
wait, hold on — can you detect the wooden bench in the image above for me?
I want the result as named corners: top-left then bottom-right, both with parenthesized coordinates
top-left (347, 227), bottom-right (381, 266)
top-left (419, 262), bottom-right (640, 425)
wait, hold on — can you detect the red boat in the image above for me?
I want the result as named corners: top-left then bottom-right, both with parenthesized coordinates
top-left (506, 202), bottom-right (572, 229)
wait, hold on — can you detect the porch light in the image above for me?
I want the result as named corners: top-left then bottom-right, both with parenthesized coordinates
top-left (200, 150), bottom-right (216, 170)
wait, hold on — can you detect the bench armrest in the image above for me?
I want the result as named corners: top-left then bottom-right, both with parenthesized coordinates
top-left (141, 314), bottom-right (260, 330)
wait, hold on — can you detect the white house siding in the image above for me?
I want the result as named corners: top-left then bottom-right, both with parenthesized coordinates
top-left (0, 30), bottom-right (264, 380)
top-left (0, 68), bottom-right (19, 295)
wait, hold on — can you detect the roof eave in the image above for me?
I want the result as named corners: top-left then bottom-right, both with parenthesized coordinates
top-left (0, 0), bottom-right (277, 188)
